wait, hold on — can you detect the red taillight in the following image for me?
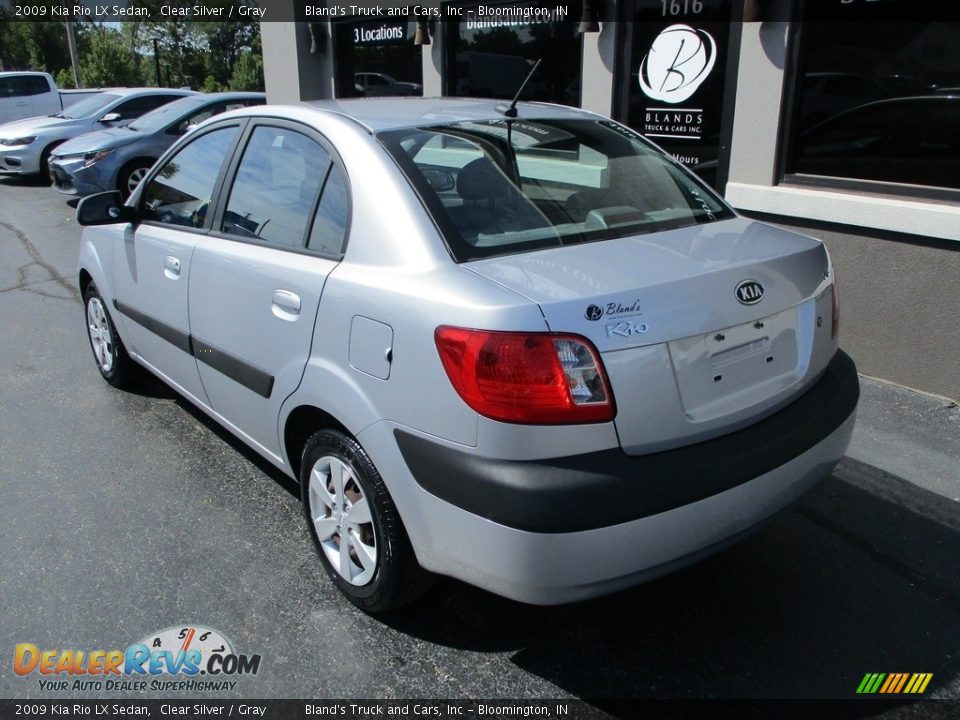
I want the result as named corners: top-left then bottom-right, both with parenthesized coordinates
top-left (830, 279), bottom-right (839, 340)
top-left (434, 326), bottom-right (615, 424)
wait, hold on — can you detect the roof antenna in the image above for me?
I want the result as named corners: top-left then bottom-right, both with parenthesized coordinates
top-left (497, 59), bottom-right (542, 118)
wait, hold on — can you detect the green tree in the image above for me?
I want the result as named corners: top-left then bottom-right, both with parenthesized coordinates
top-left (80, 27), bottom-right (142, 87)
top-left (228, 51), bottom-right (264, 91)
top-left (198, 10), bottom-right (259, 89)
top-left (54, 67), bottom-right (76, 89)
top-left (201, 75), bottom-right (222, 93)
top-left (127, 0), bottom-right (262, 89)
top-left (0, 8), bottom-right (75, 74)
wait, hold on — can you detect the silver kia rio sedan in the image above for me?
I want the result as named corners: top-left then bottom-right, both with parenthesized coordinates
top-left (76, 98), bottom-right (859, 612)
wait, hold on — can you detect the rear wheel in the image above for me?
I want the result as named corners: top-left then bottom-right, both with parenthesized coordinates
top-left (301, 429), bottom-right (432, 613)
top-left (84, 283), bottom-right (139, 388)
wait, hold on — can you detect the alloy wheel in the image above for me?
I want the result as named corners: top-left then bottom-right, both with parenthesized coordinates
top-left (308, 455), bottom-right (378, 586)
top-left (86, 296), bottom-right (114, 373)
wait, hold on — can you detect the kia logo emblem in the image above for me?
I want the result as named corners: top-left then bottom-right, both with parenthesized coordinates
top-left (585, 305), bottom-right (604, 321)
top-left (735, 280), bottom-right (764, 305)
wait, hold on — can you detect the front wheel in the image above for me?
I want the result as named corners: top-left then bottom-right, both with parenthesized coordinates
top-left (118, 161), bottom-right (152, 199)
top-left (301, 429), bottom-right (432, 613)
top-left (84, 284), bottom-right (139, 388)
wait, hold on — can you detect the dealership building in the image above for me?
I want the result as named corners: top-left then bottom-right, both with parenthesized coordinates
top-left (261, 0), bottom-right (960, 400)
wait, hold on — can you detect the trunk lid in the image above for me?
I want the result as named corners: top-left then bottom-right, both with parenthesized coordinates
top-left (467, 217), bottom-right (836, 454)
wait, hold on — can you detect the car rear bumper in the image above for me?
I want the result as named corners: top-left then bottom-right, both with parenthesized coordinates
top-left (382, 350), bottom-right (858, 604)
top-left (398, 350), bottom-right (858, 532)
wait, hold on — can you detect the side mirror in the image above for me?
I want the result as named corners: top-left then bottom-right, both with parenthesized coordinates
top-left (99, 112), bottom-right (121, 123)
top-left (77, 191), bottom-right (137, 226)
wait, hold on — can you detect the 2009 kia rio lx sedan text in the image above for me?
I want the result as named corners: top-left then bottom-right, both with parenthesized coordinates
top-left (76, 98), bottom-right (859, 613)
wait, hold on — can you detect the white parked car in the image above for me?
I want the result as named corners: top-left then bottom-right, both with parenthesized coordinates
top-left (76, 99), bottom-right (859, 612)
top-left (0, 87), bottom-right (193, 177)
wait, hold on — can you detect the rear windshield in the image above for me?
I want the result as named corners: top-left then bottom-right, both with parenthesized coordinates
top-left (378, 119), bottom-right (733, 262)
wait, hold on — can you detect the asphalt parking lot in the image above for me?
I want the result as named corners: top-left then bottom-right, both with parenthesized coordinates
top-left (1, 174), bottom-right (958, 708)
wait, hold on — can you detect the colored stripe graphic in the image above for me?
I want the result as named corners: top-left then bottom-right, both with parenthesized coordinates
top-left (879, 674), bottom-right (896, 693)
top-left (893, 674), bottom-right (909, 693)
top-left (857, 673), bottom-right (932, 694)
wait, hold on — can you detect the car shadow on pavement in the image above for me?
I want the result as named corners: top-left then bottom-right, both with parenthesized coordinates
top-left (128, 367), bottom-right (183, 401)
top-left (164, 389), bottom-right (302, 500)
top-left (383, 459), bottom-right (960, 703)
top-left (0, 174), bottom-right (49, 189)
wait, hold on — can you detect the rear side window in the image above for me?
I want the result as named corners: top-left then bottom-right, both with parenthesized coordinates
top-left (307, 165), bottom-right (349, 256)
top-left (221, 126), bottom-right (330, 248)
top-left (141, 127), bottom-right (238, 228)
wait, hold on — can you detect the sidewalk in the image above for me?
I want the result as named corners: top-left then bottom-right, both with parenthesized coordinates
top-left (840, 375), bottom-right (959, 523)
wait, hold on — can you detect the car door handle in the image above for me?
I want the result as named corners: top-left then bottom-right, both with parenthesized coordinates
top-left (163, 256), bottom-right (181, 279)
top-left (272, 289), bottom-right (301, 321)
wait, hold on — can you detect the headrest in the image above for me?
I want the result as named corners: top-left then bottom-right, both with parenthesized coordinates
top-left (456, 157), bottom-right (511, 202)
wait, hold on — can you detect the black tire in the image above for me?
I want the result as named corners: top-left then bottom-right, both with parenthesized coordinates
top-left (301, 429), bottom-right (433, 613)
top-left (118, 160), bottom-right (153, 199)
top-left (83, 283), bottom-right (140, 389)
top-left (39, 143), bottom-right (59, 180)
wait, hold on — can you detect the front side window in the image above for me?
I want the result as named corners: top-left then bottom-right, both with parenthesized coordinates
top-left (113, 94), bottom-right (182, 121)
top-left (60, 93), bottom-right (121, 119)
top-left (141, 126), bottom-right (238, 228)
top-left (129, 96), bottom-right (208, 133)
top-left (175, 103), bottom-right (232, 136)
top-left (221, 126), bottom-right (330, 248)
top-left (380, 118), bottom-right (732, 261)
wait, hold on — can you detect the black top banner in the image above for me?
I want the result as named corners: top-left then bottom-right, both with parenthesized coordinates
top-left (4, 0), bottom-right (960, 22)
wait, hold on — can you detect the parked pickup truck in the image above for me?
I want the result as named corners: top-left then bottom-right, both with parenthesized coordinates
top-left (0, 71), bottom-right (101, 124)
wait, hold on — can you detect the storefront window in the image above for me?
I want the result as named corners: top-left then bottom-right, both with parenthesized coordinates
top-left (786, 4), bottom-right (960, 191)
top-left (443, 1), bottom-right (583, 106)
top-left (616, 0), bottom-right (734, 188)
top-left (333, 18), bottom-right (423, 98)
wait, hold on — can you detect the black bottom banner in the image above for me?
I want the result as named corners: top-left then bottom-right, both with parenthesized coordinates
top-left (1, 699), bottom-right (959, 720)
